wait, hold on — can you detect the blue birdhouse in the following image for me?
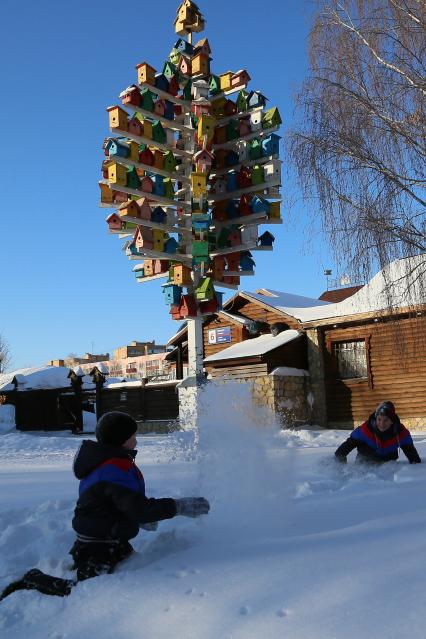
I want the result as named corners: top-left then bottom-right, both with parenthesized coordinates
top-left (175, 38), bottom-right (194, 55)
top-left (155, 73), bottom-right (169, 92)
top-left (135, 267), bottom-right (145, 279)
top-left (225, 200), bottom-right (239, 219)
top-left (258, 231), bottom-right (275, 247)
top-left (251, 196), bottom-right (270, 214)
top-left (164, 100), bottom-right (175, 120)
top-left (164, 237), bottom-right (179, 254)
top-left (262, 134), bottom-right (281, 156)
top-left (240, 252), bottom-right (256, 271)
top-left (106, 139), bottom-right (129, 158)
top-left (151, 206), bottom-right (167, 223)
top-left (192, 214), bottom-right (211, 231)
top-left (226, 171), bottom-right (238, 192)
top-left (152, 175), bottom-right (166, 196)
top-left (225, 150), bottom-right (239, 167)
top-left (247, 91), bottom-right (268, 109)
top-left (163, 284), bottom-right (182, 305)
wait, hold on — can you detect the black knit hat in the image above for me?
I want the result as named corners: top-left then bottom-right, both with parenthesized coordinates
top-left (375, 401), bottom-right (396, 421)
top-left (95, 411), bottom-right (138, 446)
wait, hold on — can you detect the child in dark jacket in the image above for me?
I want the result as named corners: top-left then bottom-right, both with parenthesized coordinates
top-left (0, 411), bottom-right (210, 600)
top-left (334, 401), bottom-right (421, 464)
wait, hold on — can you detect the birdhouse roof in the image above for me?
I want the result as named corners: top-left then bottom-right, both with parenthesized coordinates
top-left (118, 200), bottom-right (138, 210)
top-left (106, 213), bottom-right (120, 222)
top-left (259, 231), bottom-right (275, 240)
top-left (135, 61), bottom-right (156, 71)
top-left (194, 38), bottom-right (211, 52)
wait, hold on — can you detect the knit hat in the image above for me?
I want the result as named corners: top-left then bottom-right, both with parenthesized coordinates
top-left (375, 401), bottom-right (396, 421)
top-left (95, 411), bottom-right (138, 447)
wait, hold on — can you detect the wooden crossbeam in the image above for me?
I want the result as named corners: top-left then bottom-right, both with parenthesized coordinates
top-left (210, 154), bottom-right (281, 178)
top-left (137, 81), bottom-right (192, 110)
top-left (101, 179), bottom-right (191, 209)
top-left (105, 153), bottom-right (190, 182)
top-left (124, 103), bottom-right (194, 134)
top-left (208, 177), bottom-right (281, 202)
top-left (110, 127), bottom-right (193, 157)
top-left (212, 125), bottom-right (280, 151)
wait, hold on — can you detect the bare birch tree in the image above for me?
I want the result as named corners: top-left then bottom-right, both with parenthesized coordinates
top-left (287, 0), bottom-right (426, 287)
top-left (0, 335), bottom-right (11, 374)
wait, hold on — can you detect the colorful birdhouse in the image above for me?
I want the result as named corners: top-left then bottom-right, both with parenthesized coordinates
top-left (106, 213), bottom-right (122, 230)
top-left (226, 252), bottom-right (240, 271)
top-left (238, 141), bottom-right (249, 163)
top-left (248, 91), bottom-right (268, 109)
top-left (163, 61), bottom-right (177, 80)
top-left (113, 191), bottom-right (128, 204)
top-left (208, 75), bottom-right (221, 95)
top-left (152, 120), bottom-right (167, 144)
top-left (258, 231), bottom-right (275, 247)
top-left (151, 206), bottom-right (167, 223)
top-left (118, 199), bottom-right (140, 219)
top-left (268, 201), bottom-right (281, 219)
top-left (197, 114), bottom-right (215, 143)
top-left (228, 229), bottom-right (242, 247)
top-left (225, 200), bottom-right (239, 219)
top-left (241, 225), bottom-right (258, 245)
top-left (143, 120), bottom-right (153, 139)
top-left (152, 174), bottom-right (166, 196)
top-left (162, 150), bottom-right (177, 173)
top-left (174, 1), bottom-right (205, 36)
top-left (164, 100), bottom-right (175, 120)
top-left (239, 194), bottom-right (252, 216)
top-left (176, 294), bottom-right (198, 319)
top-left (107, 106), bottom-right (128, 131)
top-left (164, 237), bottom-right (179, 254)
top-left (140, 88), bottom-right (155, 112)
top-left (163, 283), bottom-right (182, 305)
top-left (217, 227), bottom-right (231, 248)
top-left (163, 178), bottom-right (175, 199)
top-left (152, 148), bottom-right (164, 169)
top-left (153, 99), bottom-right (166, 117)
top-left (169, 48), bottom-right (181, 65)
top-left (182, 79), bottom-right (192, 101)
top-left (133, 226), bottom-right (154, 251)
top-left (195, 277), bottom-right (215, 302)
top-left (126, 166), bottom-right (140, 189)
top-left (99, 181), bottom-right (114, 203)
top-left (154, 259), bottom-right (170, 274)
top-left (192, 240), bottom-right (209, 258)
top-left (178, 55), bottom-right (192, 76)
top-left (240, 252), bottom-right (255, 271)
top-left (192, 52), bottom-right (210, 77)
top-left (225, 150), bottom-right (239, 167)
top-left (135, 267), bottom-right (145, 279)
top-left (194, 148), bottom-right (213, 172)
top-left (107, 139), bottom-right (129, 158)
top-left (262, 107), bottom-right (282, 129)
top-left (144, 259), bottom-right (154, 276)
top-left (223, 99), bottom-right (237, 116)
top-left (194, 37), bottom-right (211, 57)
top-left (140, 175), bottom-right (154, 193)
top-left (155, 73), bottom-right (169, 93)
top-left (214, 126), bottom-right (227, 145)
top-left (236, 90), bottom-right (250, 112)
top-left (211, 255), bottom-right (226, 279)
top-left (192, 99), bottom-right (210, 118)
top-left (226, 171), bottom-right (238, 192)
top-left (135, 197), bottom-right (152, 220)
top-left (212, 149), bottom-right (226, 170)
top-left (108, 162), bottom-right (127, 186)
top-left (251, 195), bottom-right (270, 214)
top-left (262, 134), bottom-right (281, 156)
top-left (173, 263), bottom-right (192, 286)
top-left (139, 146), bottom-right (154, 165)
top-left (191, 213), bottom-right (210, 231)
top-left (193, 79), bottom-right (209, 100)
top-left (251, 165), bottom-right (265, 185)
top-left (199, 297), bottom-right (218, 314)
top-left (231, 70), bottom-right (251, 89)
top-left (236, 167), bottom-right (252, 188)
top-left (212, 204), bottom-right (227, 222)
top-left (264, 159), bottom-right (281, 183)
top-left (190, 171), bottom-right (208, 197)
top-left (175, 37), bottom-right (194, 55)
top-left (249, 139), bottom-right (263, 160)
top-left (226, 119), bottom-right (239, 141)
top-left (136, 62), bottom-right (156, 86)
top-left (127, 141), bottom-right (139, 162)
top-left (250, 111), bottom-right (262, 132)
top-left (121, 85), bottom-right (141, 107)
top-left (219, 71), bottom-right (233, 91)
top-left (128, 116), bottom-right (144, 137)
top-left (152, 229), bottom-right (165, 251)
top-left (238, 119), bottom-right (251, 137)
top-left (212, 177), bottom-right (227, 194)
top-left (210, 96), bottom-right (227, 118)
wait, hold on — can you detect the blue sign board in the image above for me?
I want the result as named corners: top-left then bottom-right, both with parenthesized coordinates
top-left (208, 326), bottom-right (232, 344)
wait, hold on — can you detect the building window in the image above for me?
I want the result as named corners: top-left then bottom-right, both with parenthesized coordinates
top-left (332, 340), bottom-right (368, 379)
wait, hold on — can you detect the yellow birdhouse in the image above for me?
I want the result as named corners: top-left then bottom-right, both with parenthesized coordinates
top-left (173, 264), bottom-right (193, 286)
top-left (210, 96), bottom-right (227, 119)
top-left (219, 72), bottom-right (233, 91)
top-left (128, 141), bottom-right (139, 162)
top-left (108, 162), bottom-right (127, 186)
top-left (144, 259), bottom-right (154, 276)
top-left (191, 171), bottom-right (208, 197)
top-left (268, 201), bottom-right (281, 219)
top-left (192, 52), bottom-right (210, 77)
top-left (152, 229), bottom-right (165, 251)
top-left (197, 114), bottom-right (215, 142)
top-left (144, 120), bottom-right (153, 140)
top-left (118, 200), bottom-right (140, 219)
top-left (107, 106), bottom-right (128, 131)
top-left (174, 1), bottom-right (205, 36)
top-left (136, 62), bottom-right (156, 86)
top-left (99, 182), bottom-right (114, 203)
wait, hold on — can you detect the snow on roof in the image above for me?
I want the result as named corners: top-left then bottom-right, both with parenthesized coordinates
top-left (276, 254), bottom-right (426, 323)
top-left (204, 329), bottom-right (303, 363)
top-left (219, 310), bottom-right (251, 325)
top-left (0, 366), bottom-right (73, 392)
top-left (270, 367), bottom-right (309, 377)
top-left (244, 289), bottom-right (331, 311)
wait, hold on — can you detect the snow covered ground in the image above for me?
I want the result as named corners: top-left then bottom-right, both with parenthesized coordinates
top-left (1, 383), bottom-right (426, 638)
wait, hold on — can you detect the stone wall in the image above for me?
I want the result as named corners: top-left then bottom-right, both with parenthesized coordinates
top-left (251, 372), bottom-right (313, 427)
top-left (305, 328), bottom-right (328, 427)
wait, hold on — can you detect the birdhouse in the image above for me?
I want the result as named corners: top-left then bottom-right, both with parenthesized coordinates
top-left (174, 1), bottom-right (205, 36)
top-left (225, 200), bottom-right (239, 219)
top-left (226, 171), bottom-right (238, 192)
top-left (251, 165), bottom-right (265, 185)
top-left (121, 85), bottom-right (141, 107)
top-left (251, 195), bottom-right (270, 214)
top-left (136, 62), bottom-right (156, 86)
top-left (140, 175), bottom-right (154, 193)
top-left (106, 213), bottom-right (122, 231)
top-left (220, 71), bottom-right (233, 91)
top-left (169, 48), bottom-right (181, 65)
top-left (192, 240), bottom-right (209, 259)
top-left (99, 182), bottom-right (114, 203)
top-left (177, 294), bottom-right (198, 319)
top-left (106, 139), bottom-right (129, 158)
top-left (152, 121), bottom-right (166, 144)
top-left (211, 204), bottom-right (227, 222)
top-left (164, 100), bottom-right (175, 120)
top-left (210, 96), bottom-right (227, 118)
top-left (195, 277), bottom-right (215, 302)
top-left (163, 178), bottom-right (175, 199)
top-left (164, 237), bottom-right (179, 254)
top-left (225, 150), bottom-right (239, 167)
top-left (212, 177), bottom-right (227, 194)
top-left (197, 114), bottom-right (215, 142)
top-left (163, 61), bottom-right (177, 80)
top-left (126, 166), bottom-right (140, 189)
top-left (239, 194), bottom-right (252, 216)
top-left (140, 88), bottom-right (155, 112)
top-left (139, 146), bottom-right (154, 165)
top-left (226, 119), bottom-right (239, 141)
top-left (250, 111), bottom-right (262, 132)
top-left (194, 37), bottom-right (211, 56)
top-left (113, 191), bottom-right (128, 204)
top-left (214, 126), bottom-right (227, 145)
top-left (182, 79), bottom-right (192, 101)
top-left (194, 148), bottom-right (213, 172)
top-left (192, 52), bottom-right (210, 77)
top-left (107, 106), bottom-right (128, 131)
top-left (108, 162), bottom-right (127, 186)
top-left (192, 80), bottom-right (210, 101)
top-left (173, 264), bottom-right (192, 286)
top-left (262, 107), bottom-right (282, 129)
top-left (144, 259), bottom-right (154, 276)
top-left (136, 197), bottom-right (152, 220)
top-left (152, 148), bottom-right (164, 169)
top-left (208, 75), bottom-right (221, 95)
top-left (236, 90), bottom-right (250, 112)
top-left (162, 151), bottom-right (177, 174)
top-left (238, 141), bottom-right (249, 163)
top-left (133, 226), bottom-right (154, 251)
top-left (135, 267), bottom-right (145, 279)
top-left (231, 70), bottom-right (251, 89)
top-left (155, 73), bottom-right (169, 93)
top-left (143, 120), bottom-right (153, 139)
top-left (199, 297), bottom-right (218, 314)
top-left (154, 259), bottom-right (170, 274)
top-left (128, 116), bottom-right (144, 137)
top-left (127, 141), bottom-right (139, 162)
top-left (240, 252), bottom-right (255, 271)
top-left (217, 227), bottom-right (231, 248)
top-left (224, 99), bottom-right (237, 116)
top-left (241, 226), bottom-right (258, 248)
top-left (249, 139), bottom-right (263, 160)
top-left (258, 231), bottom-right (275, 247)
top-left (190, 171), bottom-right (208, 198)
top-left (192, 99), bottom-right (210, 118)
top-left (262, 134), bottom-right (281, 156)
top-left (153, 99), bottom-right (166, 117)
top-left (191, 213), bottom-right (210, 232)
top-left (226, 252), bottom-right (240, 271)
top-left (119, 200), bottom-right (140, 219)
top-left (178, 55), bottom-right (192, 76)
top-left (264, 159), bottom-right (281, 183)
top-left (211, 255), bottom-right (226, 279)
top-left (152, 229), bottom-right (165, 251)
top-left (175, 37), bottom-right (194, 55)
top-left (228, 229), bottom-right (242, 247)
top-left (236, 167), bottom-right (252, 188)
top-left (268, 201), bottom-right (281, 219)
top-left (151, 206), bottom-right (167, 223)
top-left (152, 175), bottom-right (165, 197)
top-left (163, 284), bottom-right (182, 305)
top-left (212, 149), bottom-right (226, 170)
top-left (238, 119), bottom-right (251, 137)
top-left (248, 91), bottom-right (268, 109)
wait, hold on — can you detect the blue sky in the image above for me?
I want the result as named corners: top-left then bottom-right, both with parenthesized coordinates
top-left (1, 0), bottom-right (336, 370)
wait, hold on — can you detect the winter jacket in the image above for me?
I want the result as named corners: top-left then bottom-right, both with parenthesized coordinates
top-left (72, 440), bottom-right (177, 542)
top-left (335, 414), bottom-right (421, 464)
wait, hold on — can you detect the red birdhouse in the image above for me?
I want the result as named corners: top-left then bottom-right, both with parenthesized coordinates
top-left (168, 74), bottom-right (180, 96)
top-left (226, 252), bottom-right (240, 271)
top-left (139, 146), bottom-right (154, 165)
top-left (121, 85), bottom-right (141, 107)
top-left (128, 117), bottom-right (144, 136)
top-left (239, 194), bottom-right (252, 216)
top-left (236, 167), bottom-right (252, 188)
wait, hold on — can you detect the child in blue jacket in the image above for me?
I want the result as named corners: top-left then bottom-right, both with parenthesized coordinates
top-left (1, 411), bottom-right (209, 600)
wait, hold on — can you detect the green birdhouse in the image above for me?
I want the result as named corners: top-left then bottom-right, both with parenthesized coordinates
top-left (169, 48), bottom-right (181, 65)
top-left (182, 79), bottom-right (192, 101)
top-left (236, 89), bottom-right (250, 112)
top-left (163, 177), bottom-right (175, 199)
top-left (262, 107), bottom-right (282, 129)
top-left (208, 75), bottom-right (221, 95)
top-left (192, 240), bottom-right (209, 258)
top-left (251, 165), bottom-right (265, 185)
top-left (249, 139), bottom-right (263, 160)
top-left (217, 227), bottom-right (231, 248)
top-left (163, 61), bottom-right (177, 80)
top-left (152, 120), bottom-right (167, 144)
top-left (140, 88), bottom-right (155, 112)
top-left (163, 150), bottom-right (177, 172)
top-left (195, 277), bottom-right (215, 302)
top-left (226, 119), bottom-right (239, 141)
top-left (126, 166), bottom-right (140, 189)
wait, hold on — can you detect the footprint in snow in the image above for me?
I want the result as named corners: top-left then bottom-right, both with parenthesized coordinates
top-left (239, 605), bottom-right (250, 615)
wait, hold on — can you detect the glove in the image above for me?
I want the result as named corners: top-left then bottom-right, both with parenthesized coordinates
top-left (174, 497), bottom-right (210, 518)
top-left (140, 521), bottom-right (158, 531)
